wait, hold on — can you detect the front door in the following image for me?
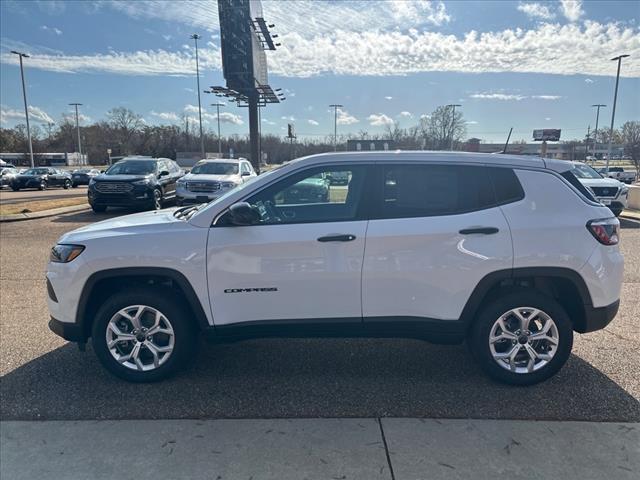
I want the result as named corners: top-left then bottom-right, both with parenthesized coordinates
top-left (207, 164), bottom-right (369, 326)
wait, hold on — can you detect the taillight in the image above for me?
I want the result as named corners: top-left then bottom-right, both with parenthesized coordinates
top-left (587, 218), bottom-right (620, 245)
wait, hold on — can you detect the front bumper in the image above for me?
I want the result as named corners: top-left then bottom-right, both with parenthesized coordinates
top-left (578, 299), bottom-right (620, 333)
top-left (88, 185), bottom-right (154, 207)
top-left (49, 316), bottom-right (85, 342)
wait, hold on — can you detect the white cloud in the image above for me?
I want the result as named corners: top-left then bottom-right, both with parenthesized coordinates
top-left (466, 120), bottom-right (479, 125)
top-left (517, 3), bottom-right (555, 20)
top-left (1, 105), bottom-right (55, 125)
top-left (41, 25), bottom-right (63, 35)
top-left (545, 117), bottom-right (552, 121)
top-left (560, 0), bottom-right (584, 22)
top-left (183, 104), bottom-right (201, 114)
top-left (261, 118), bottom-right (276, 125)
top-left (398, 111), bottom-right (413, 118)
top-left (150, 110), bottom-right (179, 122)
top-left (420, 114), bottom-right (431, 120)
top-left (384, 96), bottom-right (393, 100)
top-left (281, 115), bottom-right (295, 122)
top-left (585, 78), bottom-right (594, 83)
top-left (389, 0), bottom-right (450, 26)
top-left (470, 93), bottom-right (527, 101)
top-left (531, 95), bottom-right (562, 100)
top-left (368, 113), bottom-right (394, 127)
top-left (216, 112), bottom-right (243, 125)
top-left (336, 109), bottom-right (358, 125)
top-left (307, 119), bottom-right (319, 126)
top-left (61, 112), bottom-right (92, 124)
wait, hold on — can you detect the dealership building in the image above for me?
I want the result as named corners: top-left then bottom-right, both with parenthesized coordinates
top-left (0, 152), bottom-right (88, 167)
top-left (461, 138), bottom-right (625, 160)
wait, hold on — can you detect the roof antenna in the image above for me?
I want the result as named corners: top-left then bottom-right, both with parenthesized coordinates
top-left (502, 127), bottom-right (513, 154)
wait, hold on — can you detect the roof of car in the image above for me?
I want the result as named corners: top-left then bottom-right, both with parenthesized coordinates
top-left (195, 158), bottom-right (244, 164)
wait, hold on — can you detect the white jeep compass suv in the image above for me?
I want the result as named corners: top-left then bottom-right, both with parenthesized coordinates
top-left (47, 152), bottom-right (623, 385)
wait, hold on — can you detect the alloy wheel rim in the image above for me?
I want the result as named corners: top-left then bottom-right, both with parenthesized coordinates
top-left (106, 305), bottom-right (175, 371)
top-left (488, 307), bottom-right (559, 374)
top-left (154, 191), bottom-right (161, 209)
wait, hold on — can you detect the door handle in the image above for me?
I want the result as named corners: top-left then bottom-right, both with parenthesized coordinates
top-left (459, 227), bottom-right (499, 235)
top-left (317, 234), bottom-right (356, 242)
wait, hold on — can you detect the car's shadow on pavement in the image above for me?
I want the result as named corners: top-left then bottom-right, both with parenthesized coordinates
top-left (2, 338), bottom-right (638, 421)
top-left (620, 218), bottom-right (640, 229)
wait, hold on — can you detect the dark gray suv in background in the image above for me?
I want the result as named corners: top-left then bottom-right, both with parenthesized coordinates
top-left (88, 157), bottom-right (184, 212)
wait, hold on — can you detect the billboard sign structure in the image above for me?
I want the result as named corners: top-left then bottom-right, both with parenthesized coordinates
top-left (533, 129), bottom-right (561, 142)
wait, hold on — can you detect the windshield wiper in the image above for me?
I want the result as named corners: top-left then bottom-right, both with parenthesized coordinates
top-left (173, 204), bottom-right (205, 220)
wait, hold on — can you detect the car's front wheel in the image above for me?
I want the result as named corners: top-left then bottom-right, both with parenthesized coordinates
top-left (63, 179), bottom-right (71, 189)
top-left (39, 180), bottom-right (47, 190)
top-left (151, 188), bottom-right (163, 210)
top-left (91, 288), bottom-right (196, 382)
top-left (91, 204), bottom-right (107, 213)
top-left (469, 291), bottom-right (573, 385)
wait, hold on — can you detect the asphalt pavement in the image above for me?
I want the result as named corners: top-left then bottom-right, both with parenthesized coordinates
top-left (0, 185), bottom-right (87, 205)
top-left (0, 210), bottom-right (639, 421)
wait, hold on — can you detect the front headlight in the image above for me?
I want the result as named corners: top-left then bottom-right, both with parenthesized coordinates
top-left (133, 179), bottom-right (150, 185)
top-left (50, 244), bottom-right (85, 263)
top-left (89, 178), bottom-right (96, 186)
top-left (221, 181), bottom-right (239, 189)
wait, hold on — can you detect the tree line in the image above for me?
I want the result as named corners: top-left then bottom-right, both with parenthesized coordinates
top-left (1, 106), bottom-right (638, 169)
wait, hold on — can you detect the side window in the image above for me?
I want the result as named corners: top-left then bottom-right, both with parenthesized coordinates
top-left (488, 167), bottom-right (525, 204)
top-left (170, 161), bottom-right (180, 173)
top-left (241, 165), bottom-right (366, 225)
top-left (158, 161), bottom-right (169, 173)
top-left (240, 162), bottom-right (250, 174)
top-left (379, 164), bottom-right (495, 219)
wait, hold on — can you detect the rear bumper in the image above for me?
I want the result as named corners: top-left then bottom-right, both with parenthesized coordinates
top-left (578, 299), bottom-right (619, 333)
top-left (49, 316), bottom-right (85, 342)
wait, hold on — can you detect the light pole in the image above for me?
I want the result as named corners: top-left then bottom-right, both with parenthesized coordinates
top-left (606, 54), bottom-right (629, 172)
top-left (190, 34), bottom-right (205, 159)
top-left (211, 102), bottom-right (224, 156)
top-left (329, 104), bottom-right (343, 151)
top-left (69, 103), bottom-right (83, 162)
top-left (11, 50), bottom-right (34, 168)
top-left (590, 104), bottom-right (606, 160)
top-left (446, 104), bottom-right (461, 151)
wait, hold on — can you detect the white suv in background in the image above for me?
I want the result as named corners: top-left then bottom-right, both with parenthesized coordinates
top-left (176, 158), bottom-right (256, 205)
top-left (570, 162), bottom-right (629, 216)
top-left (47, 152), bottom-right (623, 385)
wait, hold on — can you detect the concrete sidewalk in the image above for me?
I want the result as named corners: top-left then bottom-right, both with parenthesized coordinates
top-left (1, 419), bottom-right (637, 480)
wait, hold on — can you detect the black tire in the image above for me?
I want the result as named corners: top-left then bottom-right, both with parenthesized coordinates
top-left (91, 204), bottom-right (107, 213)
top-left (72, 183), bottom-right (78, 188)
top-left (91, 287), bottom-right (197, 382)
top-left (151, 188), bottom-right (163, 210)
top-left (39, 181), bottom-right (47, 191)
top-left (11, 185), bottom-right (19, 192)
top-left (63, 179), bottom-right (71, 189)
top-left (468, 291), bottom-right (573, 386)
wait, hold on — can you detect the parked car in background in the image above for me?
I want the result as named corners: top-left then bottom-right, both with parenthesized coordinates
top-left (598, 167), bottom-right (636, 184)
top-left (71, 168), bottom-right (101, 187)
top-left (10, 167), bottom-right (72, 191)
top-left (47, 152), bottom-right (623, 386)
top-left (0, 167), bottom-right (19, 188)
top-left (88, 157), bottom-right (184, 213)
top-left (281, 171), bottom-right (330, 203)
top-left (328, 170), bottom-right (350, 185)
top-left (176, 158), bottom-right (256, 205)
top-left (570, 162), bottom-right (628, 216)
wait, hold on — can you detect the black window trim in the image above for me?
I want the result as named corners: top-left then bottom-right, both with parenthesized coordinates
top-left (213, 163), bottom-right (373, 227)
top-left (369, 163), bottom-right (524, 221)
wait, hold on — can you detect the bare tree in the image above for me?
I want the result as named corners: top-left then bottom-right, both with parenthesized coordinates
top-left (420, 105), bottom-right (466, 150)
top-left (107, 107), bottom-right (143, 154)
top-left (620, 121), bottom-right (640, 174)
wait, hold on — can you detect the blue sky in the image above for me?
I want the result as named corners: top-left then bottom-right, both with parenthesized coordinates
top-left (1, 0), bottom-right (639, 143)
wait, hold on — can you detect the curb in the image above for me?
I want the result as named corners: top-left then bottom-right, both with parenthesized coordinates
top-left (620, 209), bottom-right (640, 222)
top-left (0, 203), bottom-right (90, 223)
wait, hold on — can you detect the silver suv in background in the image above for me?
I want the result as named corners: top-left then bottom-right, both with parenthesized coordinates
top-left (176, 158), bottom-right (257, 205)
top-left (571, 162), bottom-right (628, 217)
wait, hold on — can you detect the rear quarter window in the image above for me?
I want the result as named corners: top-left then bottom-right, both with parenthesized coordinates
top-left (488, 167), bottom-right (525, 204)
top-left (560, 170), bottom-right (598, 202)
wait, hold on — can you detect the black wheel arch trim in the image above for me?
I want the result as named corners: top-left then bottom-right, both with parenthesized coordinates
top-left (459, 266), bottom-right (594, 331)
top-left (76, 267), bottom-right (211, 340)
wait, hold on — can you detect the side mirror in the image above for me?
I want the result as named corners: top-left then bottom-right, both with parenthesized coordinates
top-left (241, 171), bottom-right (251, 176)
top-left (100, 170), bottom-right (106, 173)
top-left (159, 170), bottom-right (170, 177)
top-left (228, 202), bottom-right (260, 226)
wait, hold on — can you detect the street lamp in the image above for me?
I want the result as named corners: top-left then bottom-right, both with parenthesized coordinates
top-left (211, 102), bottom-right (225, 156)
top-left (190, 34), bottom-right (205, 159)
top-left (329, 104), bottom-right (343, 151)
top-left (69, 103), bottom-right (83, 163)
top-left (606, 54), bottom-right (630, 172)
top-left (591, 104), bottom-right (606, 160)
top-left (446, 104), bottom-right (461, 151)
top-left (10, 50), bottom-right (34, 168)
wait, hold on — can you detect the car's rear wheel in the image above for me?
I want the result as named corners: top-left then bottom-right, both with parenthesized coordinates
top-left (91, 288), bottom-right (196, 382)
top-left (11, 185), bottom-right (19, 191)
top-left (469, 291), bottom-right (573, 385)
top-left (72, 183), bottom-right (78, 188)
top-left (91, 204), bottom-right (107, 213)
top-left (152, 188), bottom-right (163, 210)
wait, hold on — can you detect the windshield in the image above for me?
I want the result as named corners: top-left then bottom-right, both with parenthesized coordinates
top-left (106, 160), bottom-right (156, 176)
top-left (23, 168), bottom-right (49, 175)
top-left (190, 162), bottom-right (238, 175)
top-left (571, 164), bottom-right (603, 179)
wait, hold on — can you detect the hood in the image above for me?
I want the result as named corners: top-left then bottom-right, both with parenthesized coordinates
top-left (577, 177), bottom-right (624, 188)
top-left (59, 208), bottom-right (182, 243)
top-left (94, 174), bottom-right (151, 182)
top-left (181, 173), bottom-right (241, 182)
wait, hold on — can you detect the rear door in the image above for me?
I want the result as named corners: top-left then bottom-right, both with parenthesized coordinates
top-left (207, 163), bottom-right (369, 325)
top-left (362, 163), bottom-right (514, 322)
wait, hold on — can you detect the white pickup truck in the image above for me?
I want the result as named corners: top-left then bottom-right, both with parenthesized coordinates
top-left (598, 167), bottom-right (637, 184)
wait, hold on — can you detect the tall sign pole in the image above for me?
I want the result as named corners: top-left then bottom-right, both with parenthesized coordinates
top-left (69, 103), bottom-right (83, 162)
top-left (591, 104), bottom-right (606, 159)
top-left (191, 34), bottom-right (205, 159)
top-left (11, 51), bottom-right (34, 168)
top-left (606, 54), bottom-right (629, 172)
top-left (329, 104), bottom-right (342, 151)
